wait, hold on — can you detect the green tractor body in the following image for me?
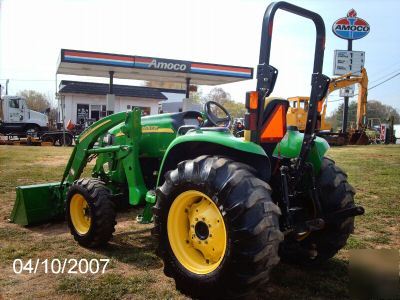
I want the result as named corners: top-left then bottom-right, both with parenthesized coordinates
top-left (10, 109), bottom-right (329, 225)
top-left (10, 1), bottom-right (364, 298)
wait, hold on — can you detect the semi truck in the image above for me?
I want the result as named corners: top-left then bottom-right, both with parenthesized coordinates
top-left (0, 95), bottom-right (48, 135)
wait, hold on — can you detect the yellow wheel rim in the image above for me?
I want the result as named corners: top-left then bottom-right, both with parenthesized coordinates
top-left (167, 190), bottom-right (227, 275)
top-left (70, 193), bottom-right (91, 235)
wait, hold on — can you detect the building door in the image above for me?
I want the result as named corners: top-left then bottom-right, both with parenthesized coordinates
top-left (77, 104), bottom-right (89, 124)
top-left (91, 110), bottom-right (99, 121)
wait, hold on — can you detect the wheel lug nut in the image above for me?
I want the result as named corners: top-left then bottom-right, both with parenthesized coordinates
top-left (206, 259), bottom-right (210, 264)
top-left (195, 218), bottom-right (198, 221)
top-left (202, 217), bottom-right (205, 221)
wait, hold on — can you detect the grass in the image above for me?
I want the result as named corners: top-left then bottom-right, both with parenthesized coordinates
top-left (57, 273), bottom-right (157, 300)
top-left (0, 144), bottom-right (399, 299)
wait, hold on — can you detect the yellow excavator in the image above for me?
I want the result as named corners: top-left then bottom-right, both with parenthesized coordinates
top-left (287, 68), bottom-right (369, 145)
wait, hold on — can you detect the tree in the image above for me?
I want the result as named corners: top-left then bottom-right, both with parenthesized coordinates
top-left (17, 90), bottom-right (57, 125)
top-left (203, 87), bottom-right (231, 106)
top-left (202, 87), bottom-right (246, 118)
top-left (223, 100), bottom-right (246, 118)
top-left (17, 90), bottom-right (51, 112)
top-left (326, 100), bottom-right (400, 131)
top-left (367, 100), bottom-right (400, 122)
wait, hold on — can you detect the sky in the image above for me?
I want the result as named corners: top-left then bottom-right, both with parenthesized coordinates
top-left (0, 0), bottom-right (399, 115)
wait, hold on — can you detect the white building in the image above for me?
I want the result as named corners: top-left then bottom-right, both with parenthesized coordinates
top-left (58, 80), bottom-right (185, 125)
top-left (56, 49), bottom-right (253, 125)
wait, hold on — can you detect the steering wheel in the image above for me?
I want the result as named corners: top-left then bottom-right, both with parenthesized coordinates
top-left (203, 101), bottom-right (232, 127)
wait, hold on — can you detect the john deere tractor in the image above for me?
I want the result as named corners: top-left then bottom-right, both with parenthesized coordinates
top-left (11, 2), bottom-right (364, 298)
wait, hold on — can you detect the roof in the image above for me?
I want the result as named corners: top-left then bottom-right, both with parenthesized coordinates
top-left (57, 49), bottom-right (253, 85)
top-left (150, 87), bottom-right (186, 94)
top-left (59, 80), bottom-right (167, 100)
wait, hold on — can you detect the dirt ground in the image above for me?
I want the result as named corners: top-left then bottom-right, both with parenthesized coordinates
top-left (0, 145), bottom-right (399, 299)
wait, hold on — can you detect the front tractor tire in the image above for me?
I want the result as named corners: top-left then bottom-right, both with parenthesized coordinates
top-left (154, 156), bottom-right (283, 299)
top-left (66, 178), bottom-right (116, 248)
top-left (279, 157), bottom-right (356, 264)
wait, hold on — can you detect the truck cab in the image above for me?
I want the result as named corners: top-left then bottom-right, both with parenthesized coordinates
top-left (287, 96), bottom-right (331, 131)
top-left (0, 96), bottom-right (48, 135)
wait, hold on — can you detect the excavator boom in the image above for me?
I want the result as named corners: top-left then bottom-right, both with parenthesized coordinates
top-left (287, 68), bottom-right (368, 132)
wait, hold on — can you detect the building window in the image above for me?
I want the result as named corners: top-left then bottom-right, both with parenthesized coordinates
top-left (133, 106), bottom-right (151, 116)
top-left (90, 104), bottom-right (107, 121)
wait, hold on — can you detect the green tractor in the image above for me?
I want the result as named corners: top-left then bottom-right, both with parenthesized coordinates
top-left (11, 2), bottom-right (364, 298)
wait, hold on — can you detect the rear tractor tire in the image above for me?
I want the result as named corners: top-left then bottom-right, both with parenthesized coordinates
top-left (66, 178), bottom-right (116, 248)
top-left (153, 156), bottom-right (283, 299)
top-left (279, 157), bottom-right (356, 264)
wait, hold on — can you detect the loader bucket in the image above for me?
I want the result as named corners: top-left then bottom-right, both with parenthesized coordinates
top-left (10, 182), bottom-right (65, 226)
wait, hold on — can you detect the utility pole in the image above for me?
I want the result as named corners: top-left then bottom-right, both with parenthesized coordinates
top-left (5, 79), bottom-right (9, 95)
top-left (341, 40), bottom-right (352, 134)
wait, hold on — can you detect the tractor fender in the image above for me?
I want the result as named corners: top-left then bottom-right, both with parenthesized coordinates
top-left (157, 131), bottom-right (271, 186)
top-left (274, 129), bottom-right (330, 173)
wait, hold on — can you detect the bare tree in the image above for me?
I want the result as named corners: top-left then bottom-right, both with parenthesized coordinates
top-left (203, 88), bottom-right (246, 118)
top-left (17, 90), bottom-right (51, 112)
top-left (17, 90), bottom-right (58, 126)
top-left (204, 88), bottom-right (231, 106)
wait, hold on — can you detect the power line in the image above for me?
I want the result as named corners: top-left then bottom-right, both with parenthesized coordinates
top-left (369, 72), bottom-right (400, 90)
top-left (367, 60), bottom-right (400, 80)
top-left (327, 72), bottom-right (400, 103)
top-left (370, 68), bottom-right (400, 84)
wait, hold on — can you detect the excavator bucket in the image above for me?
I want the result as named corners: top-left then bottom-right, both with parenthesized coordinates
top-left (10, 182), bottom-right (65, 226)
top-left (349, 131), bottom-right (369, 145)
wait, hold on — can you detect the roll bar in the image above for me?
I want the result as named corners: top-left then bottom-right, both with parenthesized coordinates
top-left (259, 1), bottom-right (326, 74)
top-left (255, 1), bottom-right (331, 171)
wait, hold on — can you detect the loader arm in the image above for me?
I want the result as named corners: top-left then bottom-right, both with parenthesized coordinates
top-left (60, 110), bottom-right (134, 186)
top-left (10, 109), bottom-right (145, 226)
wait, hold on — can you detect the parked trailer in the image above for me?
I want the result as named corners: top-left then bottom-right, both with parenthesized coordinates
top-left (0, 131), bottom-right (74, 146)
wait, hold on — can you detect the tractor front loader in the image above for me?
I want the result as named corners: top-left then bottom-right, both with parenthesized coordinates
top-left (10, 2), bottom-right (364, 299)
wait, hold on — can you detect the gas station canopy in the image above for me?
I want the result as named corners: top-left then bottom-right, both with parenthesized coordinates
top-left (57, 49), bottom-right (253, 86)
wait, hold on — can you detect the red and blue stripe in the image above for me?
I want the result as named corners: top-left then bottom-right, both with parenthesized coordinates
top-left (64, 51), bottom-right (134, 67)
top-left (190, 63), bottom-right (252, 78)
top-left (134, 57), bottom-right (154, 68)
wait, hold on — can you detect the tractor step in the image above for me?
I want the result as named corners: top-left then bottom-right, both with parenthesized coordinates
top-left (325, 205), bottom-right (365, 222)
